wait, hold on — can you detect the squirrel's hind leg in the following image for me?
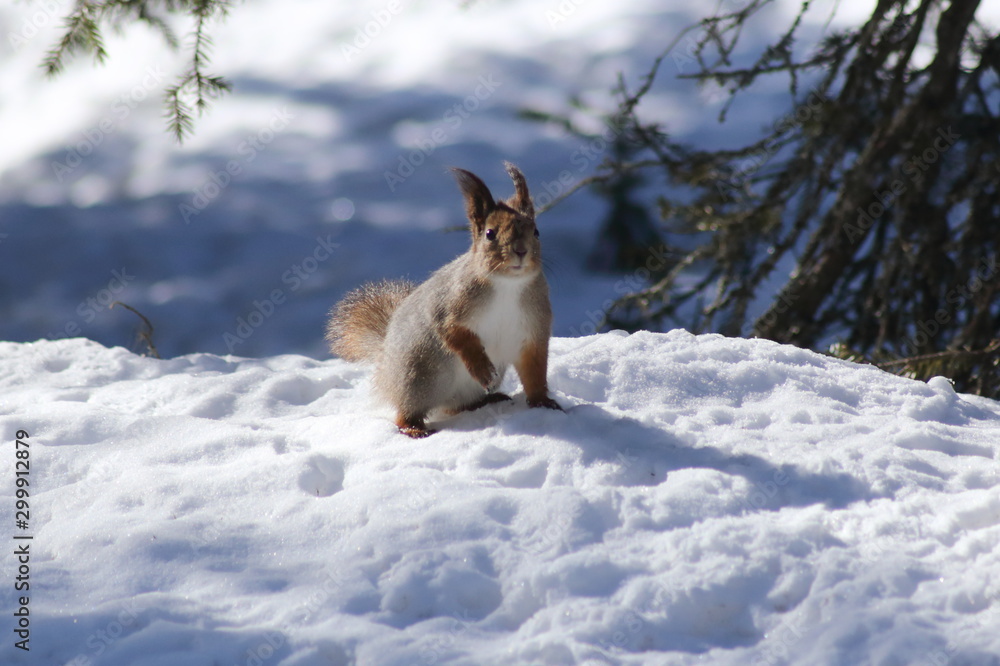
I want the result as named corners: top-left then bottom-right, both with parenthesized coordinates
top-left (447, 392), bottom-right (512, 415)
top-left (396, 412), bottom-right (436, 439)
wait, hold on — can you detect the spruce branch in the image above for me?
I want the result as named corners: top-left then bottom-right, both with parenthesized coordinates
top-left (875, 340), bottom-right (1000, 370)
top-left (527, 0), bottom-right (1000, 396)
top-left (44, 3), bottom-right (108, 76)
top-left (43, 0), bottom-right (234, 140)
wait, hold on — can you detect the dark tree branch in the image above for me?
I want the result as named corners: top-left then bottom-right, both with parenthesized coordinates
top-left (530, 0), bottom-right (1000, 396)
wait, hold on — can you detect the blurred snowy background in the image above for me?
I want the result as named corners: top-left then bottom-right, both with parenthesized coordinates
top-left (0, 0), bottom-right (910, 358)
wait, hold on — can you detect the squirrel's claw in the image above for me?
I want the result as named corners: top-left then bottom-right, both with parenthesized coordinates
top-left (396, 414), bottom-right (436, 438)
top-left (481, 364), bottom-right (501, 392)
top-left (398, 424), bottom-right (437, 438)
top-left (528, 396), bottom-right (563, 411)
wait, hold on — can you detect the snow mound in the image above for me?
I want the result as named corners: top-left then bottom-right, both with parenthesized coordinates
top-left (2, 331), bottom-right (1000, 665)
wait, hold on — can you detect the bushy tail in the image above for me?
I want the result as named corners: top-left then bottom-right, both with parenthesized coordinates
top-left (326, 280), bottom-right (416, 362)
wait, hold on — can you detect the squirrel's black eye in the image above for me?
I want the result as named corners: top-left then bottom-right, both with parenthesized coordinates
top-left (485, 228), bottom-right (496, 241)
top-left (533, 227), bottom-right (540, 238)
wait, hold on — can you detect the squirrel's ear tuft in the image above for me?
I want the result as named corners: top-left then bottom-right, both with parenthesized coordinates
top-left (451, 167), bottom-right (495, 230)
top-left (504, 161), bottom-right (534, 219)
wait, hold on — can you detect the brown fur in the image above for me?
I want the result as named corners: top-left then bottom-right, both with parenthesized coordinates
top-left (516, 339), bottom-right (559, 409)
top-left (504, 161), bottom-right (534, 217)
top-left (451, 168), bottom-right (495, 233)
top-left (440, 324), bottom-right (496, 388)
top-left (325, 279), bottom-right (415, 362)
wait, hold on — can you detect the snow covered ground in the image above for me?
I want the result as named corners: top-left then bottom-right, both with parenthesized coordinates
top-left (4, 0), bottom-right (1000, 664)
top-left (2, 331), bottom-right (1000, 665)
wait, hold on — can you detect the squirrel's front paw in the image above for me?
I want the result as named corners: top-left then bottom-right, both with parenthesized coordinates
top-left (528, 396), bottom-right (563, 411)
top-left (485, 369), bottom-right (503, 392)
top-left (471, 362), bottom-right (499, 390)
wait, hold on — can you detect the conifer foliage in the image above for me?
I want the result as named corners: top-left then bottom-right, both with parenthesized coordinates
top-left (551, 0), bottom-right (1000, 397)
top-left (44, 0), bottom-right (233, 141)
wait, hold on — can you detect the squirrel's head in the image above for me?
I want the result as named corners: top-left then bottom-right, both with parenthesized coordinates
top-left (451, 162), bottom-right (542, 278)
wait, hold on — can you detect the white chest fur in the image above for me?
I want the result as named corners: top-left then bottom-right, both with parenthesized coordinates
top-left (472, 274), bottom-right (531, 365)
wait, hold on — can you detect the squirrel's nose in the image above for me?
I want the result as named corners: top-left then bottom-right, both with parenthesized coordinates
top-left (514, 248), bottom-right (527, 260)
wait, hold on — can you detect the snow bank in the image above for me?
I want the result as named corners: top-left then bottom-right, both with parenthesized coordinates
top-left (2, 331), bottom-right (999, 664)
